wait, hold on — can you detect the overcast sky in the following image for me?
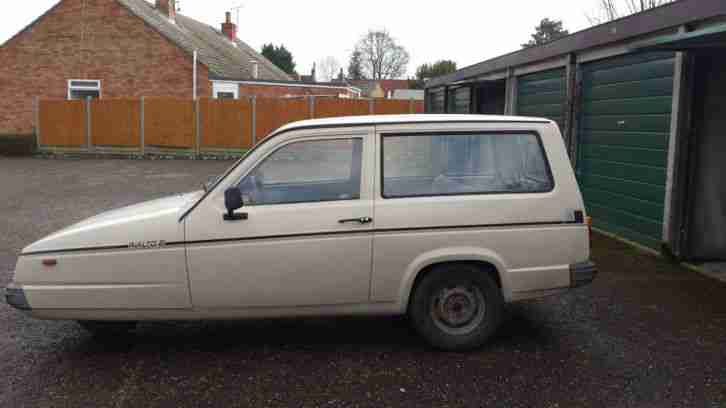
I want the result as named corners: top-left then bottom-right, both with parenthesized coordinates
top-left (0, 0), bottom-right (607, 78)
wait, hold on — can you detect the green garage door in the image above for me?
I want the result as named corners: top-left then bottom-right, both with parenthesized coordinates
top-left (447, 86), bottom-right (472, 113)
top-left (517, 68), bottom-right (567, 131)
top-left (577, 52), bottom-right (675, 249)
top-left (427, 88), bottom-right (445, 113)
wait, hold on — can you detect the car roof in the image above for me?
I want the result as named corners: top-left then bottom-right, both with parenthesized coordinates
top-left (274, 114), bottom-right (552, 134)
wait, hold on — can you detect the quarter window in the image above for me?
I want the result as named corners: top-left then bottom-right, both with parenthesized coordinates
top-left (68, 80), bottom-right (101, 100)
top-left (382, 133), bottom-right (553, 198)
top-left (238, 139), bottom-right (363, 205)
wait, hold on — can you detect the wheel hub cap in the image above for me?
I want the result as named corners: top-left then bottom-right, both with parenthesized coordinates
top-left (431, 285), bottom-right (485, 335)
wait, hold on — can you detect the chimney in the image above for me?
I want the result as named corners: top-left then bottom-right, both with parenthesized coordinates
top-left (222, 12), bottom-right (237, 41)
top-left (250, 59), bottom-right (259, 79)
top-left (311, 63), bottom-right (316, 83)
top-left (155, 0), bottom-right (176, 20)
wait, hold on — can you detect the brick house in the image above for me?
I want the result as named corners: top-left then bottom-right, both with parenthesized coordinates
top-left (0, 0), bottom-right (359, 136)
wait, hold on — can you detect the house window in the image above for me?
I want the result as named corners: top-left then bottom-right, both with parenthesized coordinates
top-left (68, 80), bottom-right (101, 100)
top-left (216, 92), bottom-right (236, 99)
top-left (213, 82), bottom-right (239, 99)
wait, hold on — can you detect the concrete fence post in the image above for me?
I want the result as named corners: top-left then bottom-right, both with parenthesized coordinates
top-left (85, 97), bottom-right (93, 152)
top-left (251, 96), bottom-right (257, 146)
top-left (309, 95), bottom-right (316, 119)
top-left (34, 97), bottom-right (40, 151)
top-left (369, 98), bottom-right (375, 115)
top-left (140, 97), bottom-right (145, 156)
top-left (195, 98), bottom-right (201, 157)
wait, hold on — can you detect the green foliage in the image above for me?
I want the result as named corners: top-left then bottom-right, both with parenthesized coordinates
top-left (347, 50), bottom-right (365, 80)
top-left (410, 60), bottom-right (458, 89)
top-left (261, 43), bottom-right (296, 75)
top-left (522, 18), bottom-right (569, 48)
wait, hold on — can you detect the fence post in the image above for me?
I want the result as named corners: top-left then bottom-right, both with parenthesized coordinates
top-left (34, 97), bottom-right (40, 151)
top-left (139, 97), bottom-right (145, 156)
top-left (369, 98), bottom-right (375, 115)
top-left (251, 96), bottom-right (257, 146)
top-left (86, 97), bottom-right (93, 152)
top-left (309, 95), bottom-right (316, 119)
top-left (195, 98), bottom-right (201, 157)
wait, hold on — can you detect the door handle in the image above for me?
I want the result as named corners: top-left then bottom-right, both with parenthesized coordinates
top-left (339, 217), bottom-right (373, 225)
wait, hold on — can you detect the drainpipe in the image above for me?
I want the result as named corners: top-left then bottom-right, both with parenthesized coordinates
top-left (193, 50), bottom-right (198, 100)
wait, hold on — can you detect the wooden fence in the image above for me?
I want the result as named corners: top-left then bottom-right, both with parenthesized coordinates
top-left (37, 96), bottom-right (424, 155)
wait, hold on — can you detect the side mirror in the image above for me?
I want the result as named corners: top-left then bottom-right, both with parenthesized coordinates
top-left (224, 187), bottom-right (247, 221)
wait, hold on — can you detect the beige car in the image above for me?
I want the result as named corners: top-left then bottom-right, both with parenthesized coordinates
top-left (6, 115), bottom-right (596, 350)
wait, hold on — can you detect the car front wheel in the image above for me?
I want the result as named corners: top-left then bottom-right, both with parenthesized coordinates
top-left (409, 264), bottom-right (504, 351)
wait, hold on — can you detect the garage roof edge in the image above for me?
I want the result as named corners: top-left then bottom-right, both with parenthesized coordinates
top-left (426, 0), bottom-right (726, 89)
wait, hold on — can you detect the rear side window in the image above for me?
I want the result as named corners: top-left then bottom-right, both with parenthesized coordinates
top-left (382, 132), bottom-right (553, 198)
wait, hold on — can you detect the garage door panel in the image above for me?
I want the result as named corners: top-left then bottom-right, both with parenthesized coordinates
top-left (582, 114), bottom-right (671, 133)
top-left (581, 131), bottom-right (669, 150)
top-left (584, 77), bottom-right (673, 101)
top-left (519, 78), bottom-right (566, 95)
top-left (583, 51), bottom-right (674, 73)
top-left (588, 204), bottom-right (663, 239)
top-left (582, 187), bottom-right (664, 222)
top-left (518, 90), bottom-right (565, 107)
top-left (583, 96), bottom-right (673, 116)
top-left (587, 59), bottom-right (674, 86)
top-left (579, 174), bottom-right (665, 204)
top-left (581, 144), bottom-right (667, 167)
top-left (591, 217), bottom-right (662, 249)
top-left (517, 68), bottom-right (566, 135)
top-left (518, 103), bottom-right (564, 117)
top-left (581, 159), bottom-right (666, 188)
top-left (577, 52), bottom-right (674, 248)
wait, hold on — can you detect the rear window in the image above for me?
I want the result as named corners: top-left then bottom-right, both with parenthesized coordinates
top-left (382, 132), bottom-right (553, 198)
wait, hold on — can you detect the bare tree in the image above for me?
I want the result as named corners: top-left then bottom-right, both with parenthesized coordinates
top-left (586, 0), bottom-right (673, 25)
top-left (317, 56), bottom-right (341, 83)
top-left (354, 30), bottom-right (410, 80)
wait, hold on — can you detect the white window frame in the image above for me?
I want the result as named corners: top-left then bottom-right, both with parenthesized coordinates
top-left (67, 79), bottom-right (102, 100)
top-left (213, 82), bottom-right (239, 99)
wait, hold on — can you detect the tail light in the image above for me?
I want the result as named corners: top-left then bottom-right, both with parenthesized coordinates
top-left (585, 216), bottom-right (593, 244)
top-left (574, 210), bottom-right (592, 245)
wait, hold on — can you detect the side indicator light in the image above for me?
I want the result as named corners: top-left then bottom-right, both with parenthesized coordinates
top-left (42, 259), bottom-right (57, 267)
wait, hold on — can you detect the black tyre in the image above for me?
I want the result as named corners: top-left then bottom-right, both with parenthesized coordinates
top-left (409, 264), bottom-right (504, 351)
top-left (78, 321), bottom-right (137, 337)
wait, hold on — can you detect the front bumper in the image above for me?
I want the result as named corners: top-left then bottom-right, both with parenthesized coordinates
top-left (570, 261), bottom-right (597, 288)
top-left (4, 284), bottom-right (31, 311)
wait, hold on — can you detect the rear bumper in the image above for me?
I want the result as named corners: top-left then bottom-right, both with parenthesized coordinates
top-left (4, 284), bottom-right (31, 311)
top-left (570, 261), bottom-right (597, 288)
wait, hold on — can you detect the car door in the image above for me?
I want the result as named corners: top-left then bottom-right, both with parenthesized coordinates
top-left (185, 127), bottom-right (374, 309)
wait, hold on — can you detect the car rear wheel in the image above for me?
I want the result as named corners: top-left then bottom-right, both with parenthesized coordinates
top-left (78, 321), bottom-right (137, 337)
top-left (409, 264), bottom-right (503, 351)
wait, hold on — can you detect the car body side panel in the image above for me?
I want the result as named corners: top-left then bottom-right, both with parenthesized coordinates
top-left (13, 194), bottom-right (192, 310)
top-left (373, 226), bottom-right (588, 307)
top-left (16, 248), bottom-right (190, 309)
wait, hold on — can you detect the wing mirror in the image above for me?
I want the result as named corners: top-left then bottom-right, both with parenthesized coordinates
top-left (224, 187), bottom-right (248, 221)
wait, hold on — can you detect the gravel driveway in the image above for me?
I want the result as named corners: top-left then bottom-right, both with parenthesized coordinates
top-left (1, 158), bottom-right (724, 407)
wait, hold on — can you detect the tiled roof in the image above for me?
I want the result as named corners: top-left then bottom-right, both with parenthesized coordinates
top-left (117, 0), bottom-right (292, 81)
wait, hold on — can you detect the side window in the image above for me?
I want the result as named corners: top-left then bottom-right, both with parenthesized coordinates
top-left (382, 133), bottom-right (553, 198)
top-left (239, 139), bottom-right (363, 205)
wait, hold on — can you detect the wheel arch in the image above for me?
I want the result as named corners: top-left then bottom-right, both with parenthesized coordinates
top-left (397, 247), bottom-right (512, 312)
